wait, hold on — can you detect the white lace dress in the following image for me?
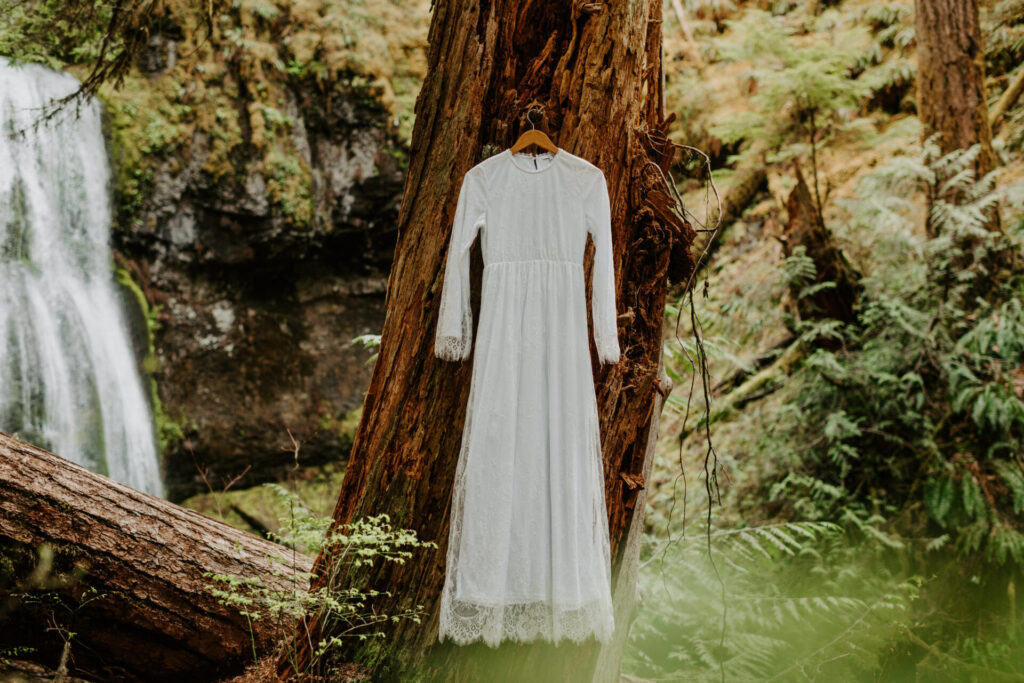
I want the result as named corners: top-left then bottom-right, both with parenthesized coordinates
top-left (434, 147), bottom-right (620, 647)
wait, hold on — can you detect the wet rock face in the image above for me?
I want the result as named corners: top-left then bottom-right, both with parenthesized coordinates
top-left (113, 85), bottom-right (402, 502)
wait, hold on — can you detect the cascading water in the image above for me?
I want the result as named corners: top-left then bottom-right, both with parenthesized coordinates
top-left (0, 57), bottom-right (163, 496)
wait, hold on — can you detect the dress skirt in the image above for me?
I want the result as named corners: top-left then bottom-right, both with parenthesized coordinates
top-left (438, 260), bottom-right (615, 647)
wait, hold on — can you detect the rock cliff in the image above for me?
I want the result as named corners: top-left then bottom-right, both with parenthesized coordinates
top-left (97, 4), bottom-right (424, 500)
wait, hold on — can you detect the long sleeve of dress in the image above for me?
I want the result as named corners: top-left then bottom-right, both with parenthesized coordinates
top-left (435, 166), bottom-right (486, 362)
top-left (584, 168), bottom-right (621, 365)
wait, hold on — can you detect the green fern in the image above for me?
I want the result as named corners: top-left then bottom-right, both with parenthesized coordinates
top-left (741, 139), bottom-right (1024, 569)
top-left (709, 10), bottom-right (873, 166)
top-left (626, 520), bottom-right (918, 681)
top-left (858, 3), bottom-right (911, 32)
top-left (993, 459), bottom-right (1024, 515)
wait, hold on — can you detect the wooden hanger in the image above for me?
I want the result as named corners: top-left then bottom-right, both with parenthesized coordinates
top-left (509, 107), bottom-right (559, 155)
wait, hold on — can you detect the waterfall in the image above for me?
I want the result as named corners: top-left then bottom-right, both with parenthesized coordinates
top-left (0, 57), bottom-right (163, 496)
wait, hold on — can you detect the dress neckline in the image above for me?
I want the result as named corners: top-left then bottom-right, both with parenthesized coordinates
top-left (506, 147), bottom-right (561, 174)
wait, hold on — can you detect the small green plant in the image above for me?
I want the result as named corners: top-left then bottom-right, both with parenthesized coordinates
top-left (0, 645), bottom-right (36, 667)
top-left (204, 483), bottom-right (437, 678)
top-left (350, 333), bottom-right (382, 366)
top-left (4, 546), bottom-right (107, 680)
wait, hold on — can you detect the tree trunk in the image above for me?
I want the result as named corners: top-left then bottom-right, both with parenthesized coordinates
top-left (914, 0), bottom-right (1001, 235)
top-left (0, 431), bottom-right (312, 683)
top-left (278, 1), bottom-right (695, 680)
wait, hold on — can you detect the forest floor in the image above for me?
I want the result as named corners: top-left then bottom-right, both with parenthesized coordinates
top-left (650, 0), bottom-right (1024, 534)
top-left (629, 0), bottom-right (1024, 679)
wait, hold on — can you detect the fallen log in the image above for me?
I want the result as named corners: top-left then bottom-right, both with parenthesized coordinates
top-left (681, 336), bottom-right (807, 437)
top-left (991, 65), bottom-right (1024, 134)
top-left (710, 332), bottom-right (796, 394)
top-left (694, 165), bottom-right (768, 268)
top-left (0, 431), bottom-right (312, 683)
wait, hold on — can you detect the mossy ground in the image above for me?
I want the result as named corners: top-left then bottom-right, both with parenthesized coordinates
top-left (181, 460), bottom-right (348, 536)
top-left (180, 405), bottom-right (361, 536)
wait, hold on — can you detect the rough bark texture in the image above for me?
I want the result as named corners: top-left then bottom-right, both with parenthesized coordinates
top-left (782, 161), bottom-right (862, 328)
top-left (0, 431), bottom-right (312, 683)
top-left (277, 1), bottom-right (695, 680)
top-left (914, 0), bottom-right (1000, 235)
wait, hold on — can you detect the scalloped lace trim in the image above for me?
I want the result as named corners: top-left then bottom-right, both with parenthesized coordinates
top-left (439, 596), bottom-right (615, 647)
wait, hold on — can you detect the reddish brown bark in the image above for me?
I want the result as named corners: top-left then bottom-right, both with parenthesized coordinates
top-left (0, 431), bottom-right (311, 683)
top-left (277, 1), bottom-right (694, 681)
top-left (914, 0), bottom-right (1001, 235)
top-left (914, 0), bottom-right (995, 169)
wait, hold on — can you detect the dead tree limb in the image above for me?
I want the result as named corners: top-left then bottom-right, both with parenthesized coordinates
top-left (990, 66), bottom-right (1024, 134)
top-left (781, 160), bottom-right (862, 329)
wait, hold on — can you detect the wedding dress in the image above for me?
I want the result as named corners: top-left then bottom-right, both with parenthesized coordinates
top-left (434, 146), bottom-right (620, 647)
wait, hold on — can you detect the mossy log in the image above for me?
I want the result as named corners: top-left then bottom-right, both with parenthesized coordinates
top-left (0, 431), bottom-right (312, 683)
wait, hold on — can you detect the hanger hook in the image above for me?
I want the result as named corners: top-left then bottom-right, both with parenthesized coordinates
top-left (525, 104), bottom-right (546, 131)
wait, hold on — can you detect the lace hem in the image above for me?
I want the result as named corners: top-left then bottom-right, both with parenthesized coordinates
top-left (438, 596), bottom-right (615, 648)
